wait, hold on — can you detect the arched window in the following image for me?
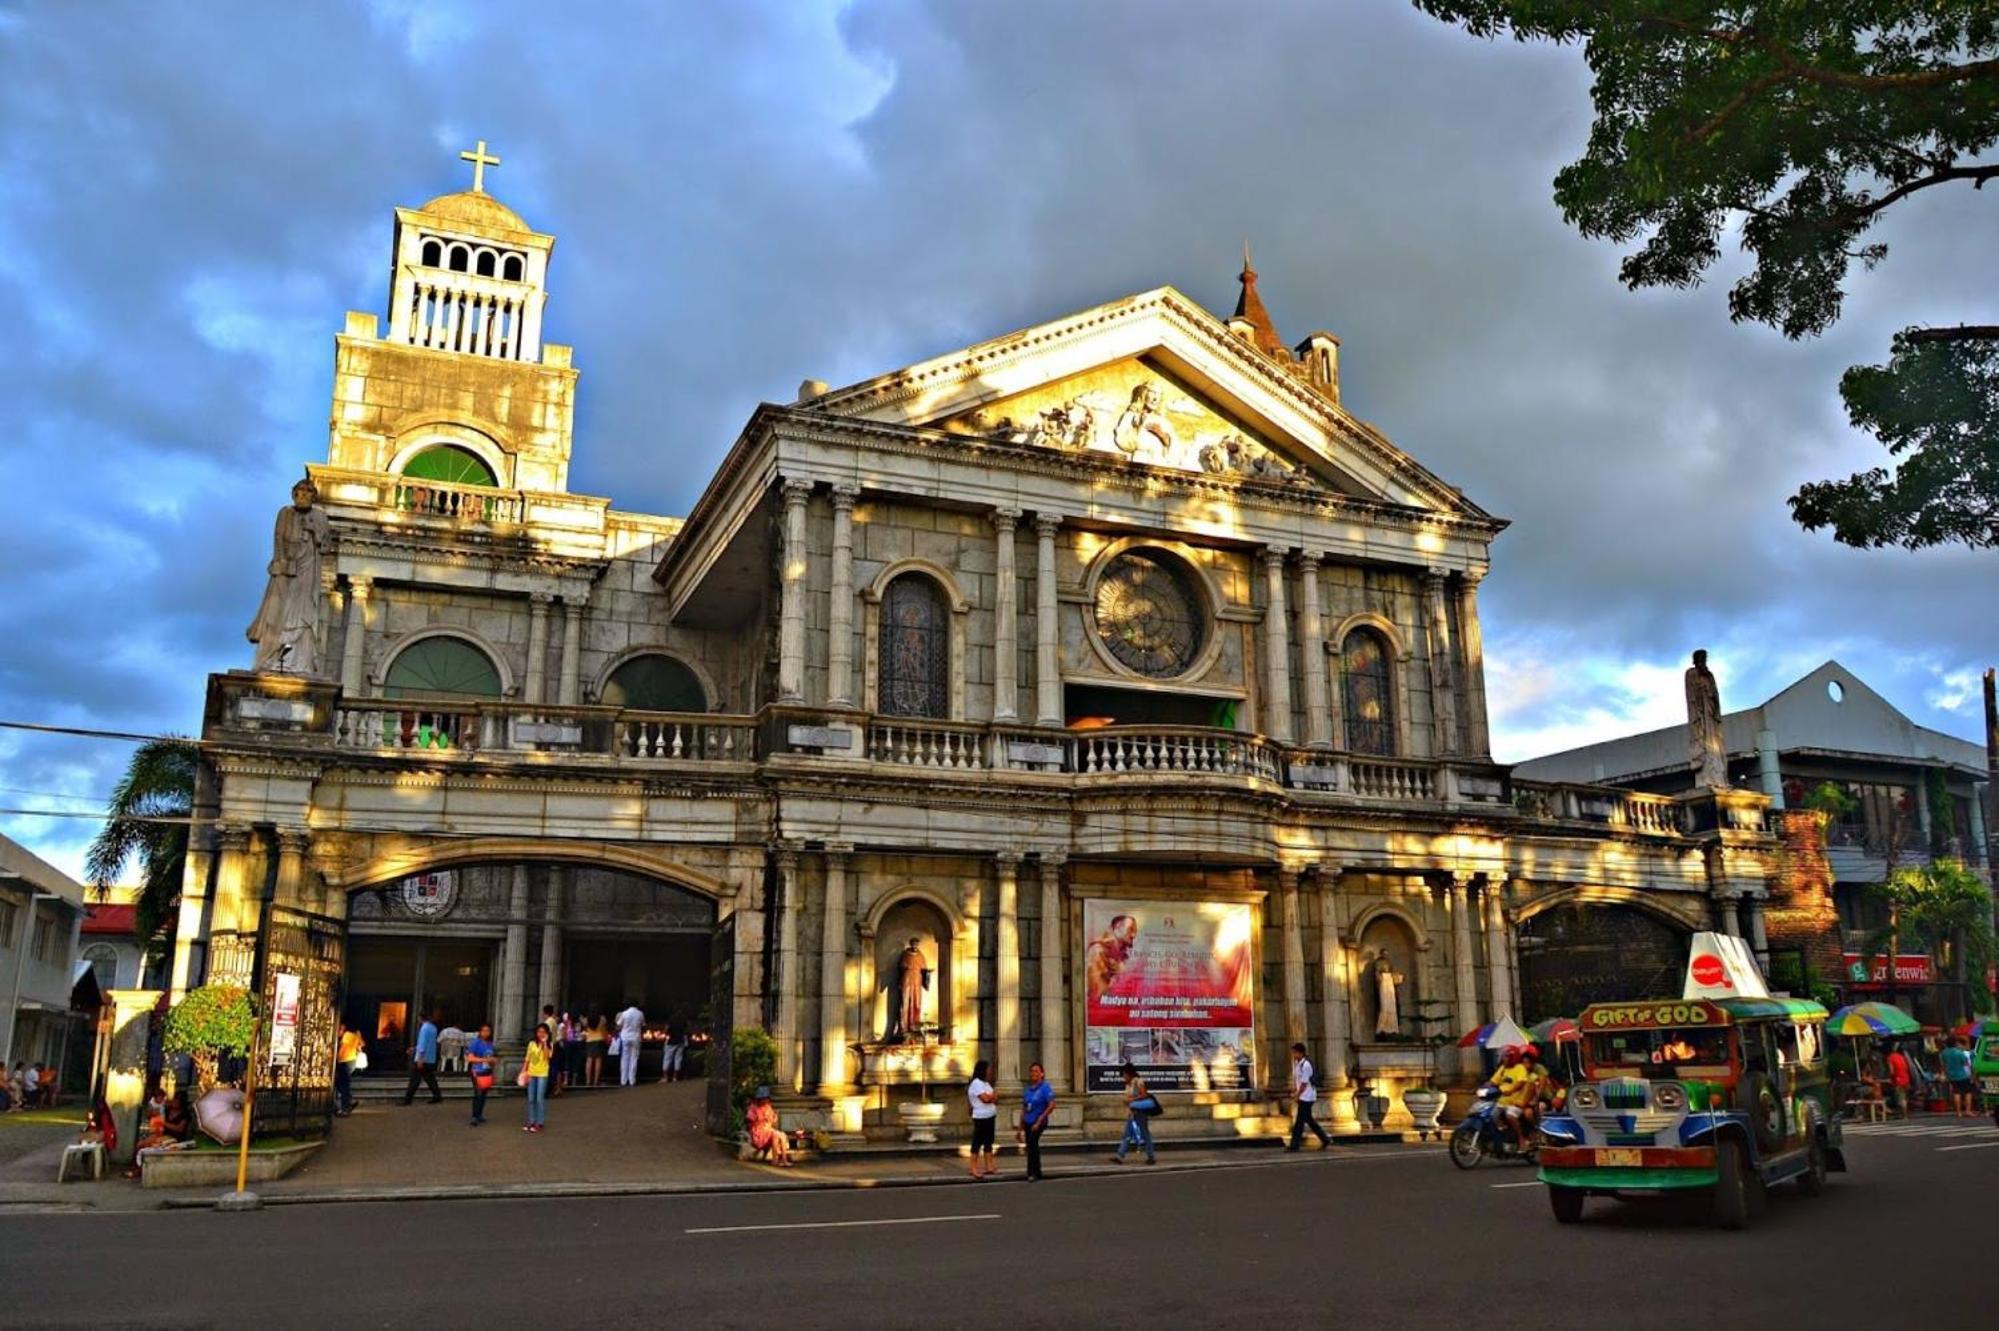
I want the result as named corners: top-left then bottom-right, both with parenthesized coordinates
top-left (447, 244), bottom-right (470, 273)
top-left (419, 238), bottom-right (443, 267)
top-left (400, 445), bottom-right (498, 487)
top-left (1341, 628), bottom-right (1396, 756)
top-left (383, 637), bottom-right (502, 700)
top-left (474, 249), bottom-right (497, 277)
top-left (81, 942), bottom-right (121, 992)
top-left (502, 254), bottom-right (525, 281)
top-left (601, 654), bottom-right (707, 712)
top-left (879, 574), bottom-right (950, 718)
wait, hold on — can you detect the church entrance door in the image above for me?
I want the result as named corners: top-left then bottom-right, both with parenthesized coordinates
top-left (344, 937), bottom-right (495, 1075)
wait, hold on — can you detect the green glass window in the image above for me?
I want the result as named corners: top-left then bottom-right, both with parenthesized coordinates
top-left (601, 654), bottom-right (706, 712)
top-left (400, 446), bottom-right (498, 487)
top-left (383, 637), bottom-right (503, 700)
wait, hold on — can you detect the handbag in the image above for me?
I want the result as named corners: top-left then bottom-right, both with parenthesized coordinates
top-left (516, 1068), bottom-right (531, 1088)
top-left (353, 1050), bottom-right (369, 1073)
top-left (607, 1036), bottom-right (623, 1057)
top-left (1132, 1095), bottom-right (1164, 1117)
top-left (473, 1072), bottom-right (494, 1091)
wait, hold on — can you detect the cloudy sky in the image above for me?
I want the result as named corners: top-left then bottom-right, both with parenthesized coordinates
top-left (0, 1), bottom-right (1989, 878)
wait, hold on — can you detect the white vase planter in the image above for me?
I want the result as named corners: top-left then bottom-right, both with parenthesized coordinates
top-left (898, 1101), bottom-right (947, 1143)
top-left (1402, 1087), bottom-right (1447, 1138)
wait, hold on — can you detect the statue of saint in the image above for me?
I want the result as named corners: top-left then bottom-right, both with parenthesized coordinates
top-left (889, 937), bottom-right (931, 1040)
top-left (246, 477), bottom-right (332, 676)
top-left (1372, 949), bottom-right (1404, 1037)
top-left (1111, 382), bottom-right (1176, 460)
top-left (1684, 649), bottom-right (1728, 789)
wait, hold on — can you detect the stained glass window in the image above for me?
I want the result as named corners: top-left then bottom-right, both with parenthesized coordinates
top-left (400, 445), bottom-right (498, 487)
top-left (1341, 628), bottom-right (1396, 756)
top-left (880, 574), bottom-right (949, 718)
top-left (1094, 551), bottom-right (1205, 678)
top-left (601, 654), bottom-right (707, 712)
top-left (383, 637), bottom-right (503, 700)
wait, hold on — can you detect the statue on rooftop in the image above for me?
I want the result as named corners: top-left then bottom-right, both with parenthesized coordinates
top-left (247, 476), bottom-right (332, 676)
top-left (1684, 648), bottom-right (1729, 789)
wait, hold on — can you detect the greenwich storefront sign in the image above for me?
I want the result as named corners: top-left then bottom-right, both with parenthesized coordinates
top-left (1082, 898), bottom-right (1255, 1092)
top-left (1843, 952), bottom-right (1933, 986)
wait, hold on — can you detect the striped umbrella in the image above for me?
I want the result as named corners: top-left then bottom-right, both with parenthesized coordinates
top-left (1456, 1022), bottom-right (1497, 1049)
top-left (1950, 1019), bottom-right (1998, 1041)
top-left (1826, 1002), bottom-right (1921, 1037)
top-left (1530, 1017), bottom-right (1582, 1044)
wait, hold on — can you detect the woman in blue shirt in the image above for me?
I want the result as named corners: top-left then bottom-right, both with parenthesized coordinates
top-left (1941, 1036), bottom-right (1975, 1118)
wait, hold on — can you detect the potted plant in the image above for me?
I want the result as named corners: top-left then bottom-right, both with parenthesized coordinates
top-left (162, 984), bottom-right (257, 1091)
top-left (1400, 997), bottom-right (1455, 1137)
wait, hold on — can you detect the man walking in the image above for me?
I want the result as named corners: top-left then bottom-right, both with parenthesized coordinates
top-left (465, 1023), bottom-right (496, 1126)
top-left (334, 1021), bottom-right (362, 1116)
top-left (1287, 1042), bottom-right (1332, 1151)
top-left (402, 1008), bottom-right (443, 1105)
top-left (1020, 1061), bottom-right (1055, 1181)
top-left (614, 998), bottom-right (645, 1086)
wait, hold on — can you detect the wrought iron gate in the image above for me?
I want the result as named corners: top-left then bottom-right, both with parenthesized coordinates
top-left (705, 913), bottom-right (735, 1135)
top-left (206, 904), bottom-right (344, 1139)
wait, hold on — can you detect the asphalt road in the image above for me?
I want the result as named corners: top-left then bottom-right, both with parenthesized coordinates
top-left (3, 1121), bottom-right (1991, 1329)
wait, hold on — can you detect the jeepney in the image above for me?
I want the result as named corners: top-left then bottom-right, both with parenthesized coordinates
top-left (1975, 1029), bottom-right (1999, 1125)
top-left (1537, 996), bottom-right (1845, 1228)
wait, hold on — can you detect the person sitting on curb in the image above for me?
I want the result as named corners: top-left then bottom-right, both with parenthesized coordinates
top-left (746, 1086), bottom-right (792, 1166)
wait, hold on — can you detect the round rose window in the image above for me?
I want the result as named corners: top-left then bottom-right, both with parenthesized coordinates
top-left (1094, 551), bottom-right (1206, 678)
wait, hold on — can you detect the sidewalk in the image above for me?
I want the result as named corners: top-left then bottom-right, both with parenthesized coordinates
top-left (0, 1081), bottom-right (1435, 1213)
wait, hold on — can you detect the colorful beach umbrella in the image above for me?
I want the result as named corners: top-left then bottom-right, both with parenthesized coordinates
top-left (1950, 1019), bottom-right (1998, 1040)
top-left (1825, 1002), bottom-right (1921, 1038)
top-left (1457, 1022), bottom-right (1497, 1049)
top-left (1530, 1017), bottom-right (1581, 1044)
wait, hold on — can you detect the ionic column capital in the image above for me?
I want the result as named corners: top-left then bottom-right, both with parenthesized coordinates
top-left (274, 827), bottom-right (311, 856)
top-left (990, 507), bottom-right (1021, 533)
top-left (830, 483), bottom-right (860, 511)
top-left (346, 573), bottom-right (373, 598)
top-left (994, 849), bottom-right (1023, 870)
top-left (1033, 512), bottom-right (1062, 537)
top-left (1262, 546), bottom-right (1291, 571)
top-left (215, 822), bottom-right (252, 852)
top-left (781, 477), bottom-right (813, 505)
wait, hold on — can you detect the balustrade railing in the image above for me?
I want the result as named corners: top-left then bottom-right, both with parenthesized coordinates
top-left (1074, 727), bottom-right (1283, 781)
top-left (867, 719), bottom-right (989, 770)
top-left (1347, 757), bottom-right (1440, 802)
top-left (391, 476), bottom-right (525, 525)
top-left (329, 701), bottom-right (754, 765)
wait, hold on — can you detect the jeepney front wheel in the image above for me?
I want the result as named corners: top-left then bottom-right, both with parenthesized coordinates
top-left (1711, 1140), bottom-right (1751, 1230)
top-left (1795, 1135), bottom-right (1827, 1196)
top-left (1548, 1185), bottom-right (1585, 1224)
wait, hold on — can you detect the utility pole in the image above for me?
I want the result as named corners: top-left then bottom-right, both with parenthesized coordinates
top-left (1985, 670), bottom-right (1998, 999)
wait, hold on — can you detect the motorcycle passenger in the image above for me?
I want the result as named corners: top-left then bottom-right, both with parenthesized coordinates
top-left (1484, 1045), bottom-right (1535, 1152)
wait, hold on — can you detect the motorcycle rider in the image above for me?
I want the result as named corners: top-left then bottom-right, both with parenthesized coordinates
top-left (1484, 1045), bottom-right (1535, 1153)
top-left (1523, 1043), bottom-right (1559, 1138)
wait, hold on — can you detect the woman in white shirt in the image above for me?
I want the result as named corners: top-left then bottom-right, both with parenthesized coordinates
top-left (966, 1059), bottom-right (999, 1180)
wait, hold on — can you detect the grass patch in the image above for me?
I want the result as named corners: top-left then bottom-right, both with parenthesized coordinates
top-left (0, 1108), bottom-right (86, 1128)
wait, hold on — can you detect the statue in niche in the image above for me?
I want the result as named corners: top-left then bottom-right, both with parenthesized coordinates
top-left (887, 936), bottom-right (933, 1041)
top-left (1371, 948), bottom-right (1404, 1037)
top-left (246, 476), bottom-right (333, 676)
top-left (1684, 648), bottom-right (1729, 789)
top-left (1111, 382), bottom-right (1176, 460)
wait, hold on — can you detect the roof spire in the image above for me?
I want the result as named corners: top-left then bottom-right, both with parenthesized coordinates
top-left (1232, 240), bottom-right (1285, 357)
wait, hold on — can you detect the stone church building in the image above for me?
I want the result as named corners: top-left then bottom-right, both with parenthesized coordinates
top-left (169, 155), bottom-right (1779, 1139)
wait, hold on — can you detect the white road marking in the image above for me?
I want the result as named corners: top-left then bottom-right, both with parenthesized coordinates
top-left (686, 1213), bottom-right (1002, 1236)
top-left (1489, 1181), bottom-right (1541, 1189)
top-left (1936, 1141), bottom-right (1999, 1153)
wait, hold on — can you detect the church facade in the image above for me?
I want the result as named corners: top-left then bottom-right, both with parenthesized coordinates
top-left (169, 157), bottom-right (1780, 1139)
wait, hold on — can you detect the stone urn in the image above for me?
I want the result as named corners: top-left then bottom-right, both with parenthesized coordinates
top-left (1360, 1091), bottom-right (1391, 1130)
top-left (898, 1101), bottom-right (947, 1143)
top-left (1402, 1086), bottom-right (1447, 1139)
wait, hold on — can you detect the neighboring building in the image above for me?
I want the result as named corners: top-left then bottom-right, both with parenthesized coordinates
top-left (1, 833), bottom-right (90, 1083)
top-left (81, 885), bottom-right (160, 993)
top-left (1515, 660), bottom-right (1992, 1021)
top-left (167, 153), bottom-right (1779, 1140)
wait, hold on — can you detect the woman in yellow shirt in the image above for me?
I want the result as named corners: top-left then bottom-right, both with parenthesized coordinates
top-left (522, 1023), bottom-right (553, 1133)
top-left (335, 1022), bottom-right (364, 1117)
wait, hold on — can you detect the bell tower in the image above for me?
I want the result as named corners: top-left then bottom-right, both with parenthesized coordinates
top-left (325, 142), bottom-right (578, 493)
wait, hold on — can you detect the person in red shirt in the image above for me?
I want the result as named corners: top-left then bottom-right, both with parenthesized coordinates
top-left (1884, 1046), bottom-right (1913, 1119)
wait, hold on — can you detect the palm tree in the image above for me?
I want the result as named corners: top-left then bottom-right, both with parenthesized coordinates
top-left (1863, 861), bottom-right (1997, 1019)
top-left (85, 738), bottom-right (199, 957)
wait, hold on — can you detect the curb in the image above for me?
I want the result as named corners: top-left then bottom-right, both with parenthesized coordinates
top-left (161, 1143), bottom-right (1432, 1210)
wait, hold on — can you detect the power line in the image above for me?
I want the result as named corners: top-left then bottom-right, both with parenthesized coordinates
top-left (0, 785), bottom-right (107, 804)
top-left (0, 807), bottom-right (205, 826)
top-left (0, 720), bottom-right (192, 744)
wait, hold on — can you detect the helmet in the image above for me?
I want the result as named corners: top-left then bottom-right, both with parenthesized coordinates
top-left (1524, 1043), bottom-right (1541, 1060)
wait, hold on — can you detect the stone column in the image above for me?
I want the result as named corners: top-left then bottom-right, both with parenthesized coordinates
top-left (1482, 880), bottom-right (1514, 1021)
top-left (498, 865), bottom-right (530, 1043)
top-left (1448, 877), bottom-right (1479, 1032)
top-left (994, 851), bottom-right (1023, 1086)
top-left (1033, 515), bottom-right (1062, 727)
top-left (1424, 570), bottom-right (1459, 757)
top-left (773, 846), bottom-right (803, 1089)
top-left (340, 575), bottom-right (372, 694)
top-left (777, 479), bottom-right (811, 702)
top-left (208, 823), bottom-right (253, 936)
top-left (1715, 892), bottom-right (1741, 938)
top-left (1037, 854), bottom-right (1067, 1090)
top-left (557, 590), bottom-right (586, 706)
top-left (1279, 865), bottom-right (1308, 1051)
top-left (1261, 549), bottom-right (1294, 743)
top-left (524, 593), bottom-right (552, 704)
top-left (1455, 571), bottom-right (1489, 757)
top-left (1315, 869), bottom-right (1357, 1131)
top-left (1746, 895), bottom-right (1770, 968)
top-left (827, 486), bottom-right (858, 707)
top-left (1297, 551), bottom-right (1331, 747)
top-left (818, 845), bottom-right (852, 1093)
top-left (991, 509), bottom-right (1020, 722)
top-left (537, 868), bottom-right (564, 1026)
top-left (169, 834), bottom-right (216, 998)
top-left (273, 827), bottom-right (309, 918)
top-left (1756, 728), bottom-right (1785, 806)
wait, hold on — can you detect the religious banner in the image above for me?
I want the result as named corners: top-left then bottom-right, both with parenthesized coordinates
top-left (1082, 898), bottom-right (1255, 1092)
top-left (268, 971), bottom-right (302, 1069)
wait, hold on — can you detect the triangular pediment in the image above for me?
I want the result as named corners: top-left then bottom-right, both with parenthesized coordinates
top-left (812, 287), bottom-right (1489, 518)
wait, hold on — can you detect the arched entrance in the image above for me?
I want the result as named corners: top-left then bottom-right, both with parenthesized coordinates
top-left (1516, 903), bottom-right (1689, 1023)
top-left (341, 860), bottom-right (716, 1078)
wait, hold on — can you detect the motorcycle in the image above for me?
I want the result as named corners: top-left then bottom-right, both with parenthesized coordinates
top-left (1449, 1085), bottom-right (1538, 1169)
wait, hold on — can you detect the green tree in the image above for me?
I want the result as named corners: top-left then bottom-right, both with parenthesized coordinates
top-left (1415, 2), bottom-right (1999, 549)
top-left (1862, 860), bottom-right (1997, 1015)
top-left (84, 738), bottom-right (199, 957)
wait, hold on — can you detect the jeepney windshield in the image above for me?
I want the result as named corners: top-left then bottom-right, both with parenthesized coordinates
top-left (1588, 1027), bottom-right (1732, 1079)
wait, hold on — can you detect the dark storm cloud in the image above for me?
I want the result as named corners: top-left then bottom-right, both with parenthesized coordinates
top-left (0, 1), bottom-right (1989, 871)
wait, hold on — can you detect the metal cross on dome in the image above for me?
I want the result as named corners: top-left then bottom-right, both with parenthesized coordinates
top-left (458, 139), bottom-right (500, 193)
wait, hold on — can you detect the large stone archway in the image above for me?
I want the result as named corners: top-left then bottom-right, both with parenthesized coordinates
top-left (1515, 900), bottom-right (1692, 1023)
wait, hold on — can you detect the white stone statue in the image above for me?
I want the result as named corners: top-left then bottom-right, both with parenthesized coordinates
top-left (1684, 648), bottom-right (1728, 789)
top-left (246, 477), bottom-right (332, 676)
top-left (1111, 382), bottom-right (1176, 460)
top-left (1372, 949), bottom-right (1403, 1037)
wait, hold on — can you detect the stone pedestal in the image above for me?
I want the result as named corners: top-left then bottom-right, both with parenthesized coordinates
top-left (103, 989), bottom-right (161, 1166)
